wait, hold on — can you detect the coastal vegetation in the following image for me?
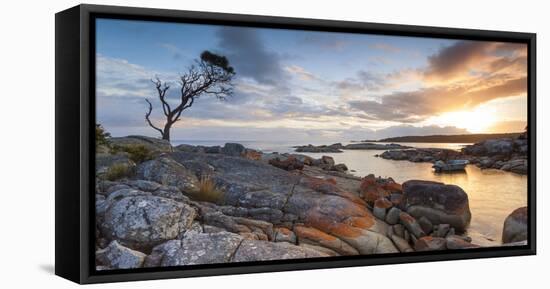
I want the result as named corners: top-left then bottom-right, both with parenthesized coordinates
top-left (193, 175), bottom-right (225, 204)
top-left (105, 162), bottom-right (133, 181)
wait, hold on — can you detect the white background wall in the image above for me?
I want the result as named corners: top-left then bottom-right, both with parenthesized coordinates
top-left (0, 0), bottom-right (546, 288)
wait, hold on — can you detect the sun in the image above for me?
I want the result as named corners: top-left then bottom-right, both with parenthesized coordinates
top-left (427, 106), bottom-right (498, 133)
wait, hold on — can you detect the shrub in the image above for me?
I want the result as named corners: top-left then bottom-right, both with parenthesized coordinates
top-left (105, 163), bottom-right (132, 181)
top-left (193, 175), bottom-right (224, 204)
top-left (112, 144), bottom-right (153, 164)
top-left (95, 124), bottom-right (111, 147)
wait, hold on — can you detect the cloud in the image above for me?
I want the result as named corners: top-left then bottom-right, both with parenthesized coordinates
top-left (335, 69), bottom-right (422, 102)
top-left (487, 120), bottom-right (527, 133)
top-left (424, 40), bottom-right (527, 83)
top-left (299, 34), bottom-right (350, 51)
top-left (285, 65), bottom-right (318, 81)
top-left (349, 76), bottom-right (526, 122)
top-left (158, 43), bottom-right (190, 60)
top-left (371, 125), bottom-right (469, 139)
top-left (424, 41), bottom-right (491, 82)
top-left (96, 55), bottom-right (181, 129)
top-left (337, 71), bottom-right (386, 92)
top-left (96, 54), bottom-right (156, 99)
top-left (216, 27), bottom-right (285, 85)
top-left (96, 52), bottom-right (347, 135)
top-left (346, 40), bottom-right (527, 122)
top-left (370, 43), bottom-right (401, 53)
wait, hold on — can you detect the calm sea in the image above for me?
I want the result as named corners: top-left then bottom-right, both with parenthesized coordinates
top-left (173, 140), bottom-right (528, 246)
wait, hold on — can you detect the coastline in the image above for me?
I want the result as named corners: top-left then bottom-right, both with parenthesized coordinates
top-left (93, 135), bottom-right (527, 270)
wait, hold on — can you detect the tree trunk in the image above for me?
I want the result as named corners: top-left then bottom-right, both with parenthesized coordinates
top-left (162, 123), bottom-right (172, 141)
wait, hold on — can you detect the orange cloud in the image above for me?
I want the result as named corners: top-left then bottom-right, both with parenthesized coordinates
top-left (348, 40), bottom-right (528, 123)
top-left (487, 120), bottom-right (527, 133)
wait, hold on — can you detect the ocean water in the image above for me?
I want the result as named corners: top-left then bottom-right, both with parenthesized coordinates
top-left (173, 140), bottom-right (528, 246)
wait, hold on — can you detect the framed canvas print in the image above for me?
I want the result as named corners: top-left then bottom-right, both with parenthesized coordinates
top-left (55, 4), bottom-right (536, 284)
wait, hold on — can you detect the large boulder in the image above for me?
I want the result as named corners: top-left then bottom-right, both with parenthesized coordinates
top-left (401, 180), bottom-right (471, 232)
top-left (221, 143), bottom-right (245, 156)
top-left (169, 151), bottom-right (297, 210)
top-left (109, 135), bottom-right (172, 153)
top-left (502, 206), bottom-right (528, 243)
top-left (300, 202), bottom-right (398, 254)
top-left (101, 192), bottom-right (196, 249)
top-left (168, 151), bottom-right (397, 255)
top-left (268, 156), bottom-right (304, 171)
top-left (144, 231), bottom-right (244, 267)
top-left (96, 240), bottom-right (146, 269)
top-left (136, 156), bottom-right (199, 194)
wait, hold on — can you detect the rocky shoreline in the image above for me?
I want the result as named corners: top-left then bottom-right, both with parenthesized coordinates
top-left (378, 135), bottom-right (528, 175)
top-left (94, 135), bottom-right (527, 270)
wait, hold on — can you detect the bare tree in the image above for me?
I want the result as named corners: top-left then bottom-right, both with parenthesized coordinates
top-left (145, 50), bottom-right (235, 141)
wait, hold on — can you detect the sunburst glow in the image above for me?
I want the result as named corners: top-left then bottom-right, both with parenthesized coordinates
top-left (426, 106), bottom-right (498, 133)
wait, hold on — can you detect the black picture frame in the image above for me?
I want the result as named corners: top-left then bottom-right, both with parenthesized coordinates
top-left (55, 4), bottom-right (536, 284)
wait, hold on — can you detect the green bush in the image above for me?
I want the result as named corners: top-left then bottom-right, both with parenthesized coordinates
top-left (95, 124), bottom-right (111, 147)
top-left (112, 144), bottom-right (153, 164)
top-left (105, 163), bottom-right (132, 181)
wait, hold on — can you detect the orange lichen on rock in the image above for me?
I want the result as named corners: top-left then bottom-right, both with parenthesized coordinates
top-left (301, 176), bottom-right (339, 192)
top-left (399, 211), bottom-right (416, 223)
top-left (333, 191), bottom-right (367, 206)
top-left (383, 181), bottom-right (402, 193)
top-left (242, 150), bottom-right (262, 160)
top-left (359, 174), bottom-right (403, 203)
top-left (305, 211), bottom-right (363, 238)
top-left (275, 227), bottom-right (293, 235)
top-left (301, 176), bottom-right (366, 206)
top-left (294, 225), bottom-right (338, 242)
top-left (294, 225), bottom-right (359, 256)
top-left (360, 184), bottom-right (389, 203)
top-left (374, 198), bottom-right (393, 209)
top-left (343, 216), bottom-right (375, 230)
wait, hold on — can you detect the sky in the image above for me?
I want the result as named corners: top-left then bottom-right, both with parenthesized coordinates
top-left (96, 18), bottom-right (528, 142)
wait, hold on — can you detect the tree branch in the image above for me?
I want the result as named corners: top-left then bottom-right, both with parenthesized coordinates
top-left (145, 51), bottom-right (235, 141)
top-left (144, 98), bottom-right (165, 137)
top-left (152, 77), bottom-right (171, 117)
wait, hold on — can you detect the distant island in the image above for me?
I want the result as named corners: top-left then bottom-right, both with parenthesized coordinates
top-left (375, 132), bottom-right (523, 143)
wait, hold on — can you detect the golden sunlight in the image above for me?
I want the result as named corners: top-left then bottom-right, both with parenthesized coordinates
top-left (427, 106), bottom-right (498, 133)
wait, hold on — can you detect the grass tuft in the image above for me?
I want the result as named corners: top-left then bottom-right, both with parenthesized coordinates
top-left (193, 175), bottom-right (224, 204)
top-left (105, 163), bottom-right (133, 181)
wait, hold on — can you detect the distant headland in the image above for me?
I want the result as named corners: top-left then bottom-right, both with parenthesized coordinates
top-left (373, 132), bottom-right (523, 143)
